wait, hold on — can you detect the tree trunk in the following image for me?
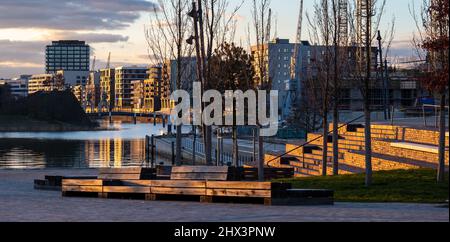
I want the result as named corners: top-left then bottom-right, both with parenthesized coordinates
top-left (232, 125), bottom-right (239, 167)
top-left (364, 0), bottom-right (372, 187)
top-left (258, 127), bottom-right (265, 181)
top-left (364, 109), bottom-right (372, 186)
top-left (437, 93), bottom-right (447, 183)
top-left (322, 112), bottom-right (329, 176)
top-left (175, 59), bottom-right (182, 167)
top-left (332, 102), bottom-right (339, 175)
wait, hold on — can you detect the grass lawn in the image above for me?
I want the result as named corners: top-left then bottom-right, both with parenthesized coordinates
top-left (275, 169), bottom-right (449, 203)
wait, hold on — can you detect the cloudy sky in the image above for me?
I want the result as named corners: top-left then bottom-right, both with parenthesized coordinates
top-left (0, 0), bottom-right (422, 78)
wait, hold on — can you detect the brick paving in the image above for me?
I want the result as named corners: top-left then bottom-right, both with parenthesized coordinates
top-left (0, 169), bottom-right (448, 222)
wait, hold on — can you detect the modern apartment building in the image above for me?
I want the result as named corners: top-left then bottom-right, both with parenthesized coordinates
top-left (99, 68), bottom-right (115, 110)
top-left (131, 80), bottom-right (144, 110)
top-left (114, 66), bottom-right (148, 109)
top-left (28, 74), bottom-right (64, 94)
top-left (251, 38), bottom-right (379, 119)
top-left (56, 70), bottom-right (89, 87)
top-left (85, 71), bottom-right (100, 109)
top-left (1, 75), bottom-right (31, 98)
top-left (165, 57), bottom-right (197, 95)
top-left (45, 40), bottom-right (90, 74)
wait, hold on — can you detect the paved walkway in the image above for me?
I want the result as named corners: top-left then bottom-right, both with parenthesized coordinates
top-left (0, 169), bottom-right (448, 222)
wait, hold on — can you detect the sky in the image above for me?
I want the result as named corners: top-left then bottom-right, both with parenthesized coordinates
top-left (0, 0), bottom-right (422, 79)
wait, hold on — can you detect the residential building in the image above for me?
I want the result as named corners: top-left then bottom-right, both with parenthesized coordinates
top-left (28, 74), bottom-right (64, 94)
top-left (251, 38), bottom-right (379, 119)
top-left (114, 66), bottom-right (148, 109)
top-left (99, 68), bottom-right (115, 110)
top-left (1, 75), bottom-right (31, 98)
top-left (45, 40), bottom-right (90, 74)
top-left (85, 71), bottom-right (100, 110)
top-left (165, 57), bottom-right (197, 95)
top-left (56, 70), bottom-right (89, 87)
top-left (131, 80), bottom-right (144, 110)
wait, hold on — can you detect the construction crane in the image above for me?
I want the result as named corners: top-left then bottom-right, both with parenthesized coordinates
top-left (91, 56), bottom-right (96, 72)
top-left (283, 0), bottom-right (304, 120)
top-left (105, 52), bottom-right (111, 69)
top-left (290, 0), bottom-right (304, 82)
top-left (265, 8), bottom-right (272, 42)
top-left (356, 0), bottom-right (369, 69)
top-left (338, 0), bottom-right (348, 46)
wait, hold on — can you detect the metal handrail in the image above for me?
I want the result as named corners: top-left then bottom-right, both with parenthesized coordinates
top-left (266, 114), bottom-right (366, 167)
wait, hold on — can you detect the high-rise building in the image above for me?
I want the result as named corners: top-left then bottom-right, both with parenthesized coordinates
top-left (114, 66), bottom-right (148, 109)
top-left (45, 40), bottom-right (90, 74)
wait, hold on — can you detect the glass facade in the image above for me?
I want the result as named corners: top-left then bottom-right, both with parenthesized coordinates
top-left (45, 40), bottom-right (90, 73)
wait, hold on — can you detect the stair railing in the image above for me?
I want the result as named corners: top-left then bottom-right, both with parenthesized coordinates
top-left (266, 115), bottom-right (366, 168)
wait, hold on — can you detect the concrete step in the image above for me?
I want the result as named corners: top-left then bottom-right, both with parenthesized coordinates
top-left (348, 150), bottom-right (448, 170)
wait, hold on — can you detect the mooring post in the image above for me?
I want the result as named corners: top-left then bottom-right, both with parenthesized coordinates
top-left (150, 135), bottom-right (155, 168)
top-left (145, 135), bottom-right (150, 166)
top-left (167, 117), bottom-right (172, 134)
top-left (133, 113), bottom-right (137, 125)
top-left (109, 111), bottom-right (112, 123)
top-left (153, 112), bottom-right (156, 126)
top-left (171, 141), bottom-right (175, 165)
top-left (162, 115), bottom-right (166, 128)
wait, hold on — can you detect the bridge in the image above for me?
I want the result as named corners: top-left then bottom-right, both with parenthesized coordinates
top-left (85, 108), bottom-right (173, 126)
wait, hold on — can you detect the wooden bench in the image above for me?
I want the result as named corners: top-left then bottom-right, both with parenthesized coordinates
top-left (148, 166), bottom-right (292, 205)
top-left (60, 166), bottom-right (332, 205)
top-left (34, 175), bottom-right (97, 191)
top-left (148, 166), bottom-right (228, 201)
top-left (62, 168), bottom-right (155, 197)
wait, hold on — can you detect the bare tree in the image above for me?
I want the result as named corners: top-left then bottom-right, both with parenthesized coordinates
top-left (145, 0), bottom-right (193, 166)
top-left (192, 0), bottom-right (244, 165)
top-left (306, 0), bottom-right (334, 176)
top-left (411, 0), bottom-right (449, 182)
top-left (249, 0), bottom-right (273, 180)
top-left (348, 0), bottom-right (387, 186)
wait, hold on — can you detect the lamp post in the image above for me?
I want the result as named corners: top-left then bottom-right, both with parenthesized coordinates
top-left (377, 30), bottom-right (389, 120)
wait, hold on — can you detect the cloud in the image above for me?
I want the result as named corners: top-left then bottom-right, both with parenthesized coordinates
top-left (49, 32), bottom-right (129, 43)
top-left (0, 0), bottom-right (157, 30)
top-left (0, 39), bottom-right (150, 78)
top-left (0, 40), bottom-right (46, 65)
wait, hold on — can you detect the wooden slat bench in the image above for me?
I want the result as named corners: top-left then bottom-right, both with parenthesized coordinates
top-left (62, 168), bottom-right (155, 198)
top-left (148, 166), bottom-right (292, 205)
top-left (34, 175), bottom-right (97, 191)
top-left (60, 166), bottom-right (333, 205)
top-left (148, 166), bottom-right (227, 201)
top-left (62, 179), bottom-right (103, 197)
top-left (98, 167), bottom-right (155, 180)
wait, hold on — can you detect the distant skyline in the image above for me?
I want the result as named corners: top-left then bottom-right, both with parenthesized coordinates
top-left (0, 0), bottom-right (423, 79)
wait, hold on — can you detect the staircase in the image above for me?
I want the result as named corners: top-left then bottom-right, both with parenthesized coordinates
top-left (265, 123), bottom-right (449, 177)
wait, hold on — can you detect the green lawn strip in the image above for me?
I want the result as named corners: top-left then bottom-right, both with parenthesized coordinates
top-left (275, 169), bottom-right (449, 203)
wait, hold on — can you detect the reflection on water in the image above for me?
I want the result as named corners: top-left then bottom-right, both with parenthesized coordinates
top-left (0, 121), bottom-right (186, 169)
top-left (0, 138), bottom-right (146, 169)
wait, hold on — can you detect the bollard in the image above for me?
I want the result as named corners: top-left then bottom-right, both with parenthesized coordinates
top-left (171, 141), bottom-right (175, 165)
top-left (162, 115), bottom-right (166, 128)
top-left (150, 135), bottom-right (155, 168)
top-left (153, 113), bottom-right (156, 126)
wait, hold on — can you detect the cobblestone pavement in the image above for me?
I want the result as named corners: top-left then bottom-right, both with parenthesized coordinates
top-left (0, 169), bottom-right (448, 222)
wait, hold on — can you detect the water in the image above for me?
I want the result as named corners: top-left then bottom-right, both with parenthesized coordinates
top-left (0, 121), bottom-right (184, 169)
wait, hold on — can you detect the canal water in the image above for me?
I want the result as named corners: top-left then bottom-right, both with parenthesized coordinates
top-left (0, 121), bottom-right (183, 169)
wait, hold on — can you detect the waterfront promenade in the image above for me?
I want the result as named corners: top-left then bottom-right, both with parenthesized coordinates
top-left (0, 169), bottom-right (447, 222)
